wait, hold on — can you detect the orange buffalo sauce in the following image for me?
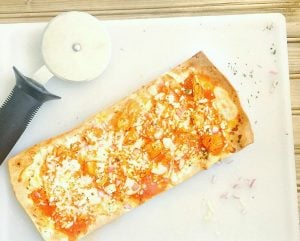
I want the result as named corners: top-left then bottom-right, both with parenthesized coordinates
top-left (29, 189), bottom-right (55, 216)
top-left (54, 215), bottom-right (92, 241)
top-left (30, 188), bottom-right (92, 241)
top-left (201, 133), bottom-right (225, 155)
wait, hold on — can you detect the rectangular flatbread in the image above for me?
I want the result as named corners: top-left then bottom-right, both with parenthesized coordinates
top-left (8, 52), bottom-right (253, 241)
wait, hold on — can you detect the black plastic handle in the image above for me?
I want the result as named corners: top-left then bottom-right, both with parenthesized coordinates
top-left (0, 67), bottom-right (60, 165)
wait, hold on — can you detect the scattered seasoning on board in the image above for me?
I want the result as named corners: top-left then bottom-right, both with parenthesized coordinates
top-left (269, 79), bottom-right (279, 93)
top-left (269, 70), bottom-right (278, 75)
top-left (211, 175), bottom-right (216, 184)
top-left (232, 183), bottom-right (241, 189)
top-left (227, 62), bottom-right (238, 75)
top-left (248, 178), bottom-right (256, 188)
top-left (270, 43), bottom-right (277, 55)
top-left (226, 58), bottom-right (265, 110)
top-left (220, 192), bottom-right (229, 199)
top-left (249, 70), bottom-right (254, 78)
top-left (263, 23), bottom-right (274, 31)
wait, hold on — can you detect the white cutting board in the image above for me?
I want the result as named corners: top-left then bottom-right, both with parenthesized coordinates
top-left (0, 13), bottom-right (298, 241)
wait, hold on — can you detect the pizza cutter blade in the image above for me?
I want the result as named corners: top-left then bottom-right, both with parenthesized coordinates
top-left (0, 11), bottom-right (111, 164)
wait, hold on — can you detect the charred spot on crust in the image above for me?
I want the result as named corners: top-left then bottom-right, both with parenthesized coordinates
top-left (237, 134), bottom-right (242, 144)
top-left (238, 115), bottom-right (242, 123)
top-left (232, 125), bottom-right (239, 132)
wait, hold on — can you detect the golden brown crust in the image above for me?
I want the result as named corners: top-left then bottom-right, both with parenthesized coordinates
top-left (8, 51), bottom-right (253, 241)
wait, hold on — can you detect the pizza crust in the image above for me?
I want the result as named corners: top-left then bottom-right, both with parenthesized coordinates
top-left (8, 51), bottom-right (253, 241)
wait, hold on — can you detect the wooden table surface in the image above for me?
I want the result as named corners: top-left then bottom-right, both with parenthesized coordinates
top-left (1, 0), bottom-right (299, 214)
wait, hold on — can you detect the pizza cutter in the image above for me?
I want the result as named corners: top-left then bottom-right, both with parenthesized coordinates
top-left (0, 11), bottom-right (111, 164)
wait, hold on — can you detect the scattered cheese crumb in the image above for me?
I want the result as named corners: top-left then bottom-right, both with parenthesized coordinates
top-left (212, 126), bottom-right (219, 133)
top-left (154, 129), bottom-right (163, 139)
top-left (163, 138), bottom-right (176, 152)
top-left (199, 98), bottom-right (208, 104)
top-left (105, 184), bottom-right (116, 194)
top-left (152, 163), bottom-right (168, 175)
top-left (148, 85), bottom-right (157, 95)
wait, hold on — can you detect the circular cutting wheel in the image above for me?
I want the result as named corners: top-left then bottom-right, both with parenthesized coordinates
top-left (42, 11), bottom-right (111, 82)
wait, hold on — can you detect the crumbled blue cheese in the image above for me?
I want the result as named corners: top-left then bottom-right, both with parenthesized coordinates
top-left (166, 94), bottom-right (180, 108)
top-left (170, 172), bottom-right (179, 183)
top-left (155, 103), bottom-right (165, 116)
top-left (151, 163), bottom-right (168, 175)
top-left (40, 222), bottom-right (59, 241)
top-left (167, 70), bottom-right (190, 83)
top-left (220, 121), bottom-right (227, 130)
top-left (100, 197), bottom-right (120, 214)
top-left (178, 159), bottom-right (185, 170)
top-left (178, 117), bottom-right (190, 130)
top-left (127, 155), bottom-right (149, 171)
top-left (212, 126), bottom-right (219, 133)
top-left (124, 177), bottom-right (140, 195)
top-left (199, 98), bottom-right (208, 104)
top-left (104, 184), bottom-right (116, 195)
top-left (163, 138), bottom-right (176, 153)
top-left (23, 147), bottom-right (52, 190)
top-left (155, 93), bottom-right (165, 100)
top-left (148, 85), bottom-right (158, 96)
top-left (132, 138), bottom-right (144, 149)
top-left (65, 135), bottom-right (80, 147)
top-left (154, 129), bottom-right (163, 139)
top-left (144, 100), bottom-right (152, 112)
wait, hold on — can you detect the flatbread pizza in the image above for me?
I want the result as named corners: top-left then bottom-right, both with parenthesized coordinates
top-left (8, 52), bottom-right (253, 241)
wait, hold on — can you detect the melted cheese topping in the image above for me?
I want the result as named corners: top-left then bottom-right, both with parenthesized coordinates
top-left (213, 87), bottom-right (238, 120)
top-left (24, 72), bottom-right (241, 241)
top-left (23, 147), bottom-right (53, 190)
